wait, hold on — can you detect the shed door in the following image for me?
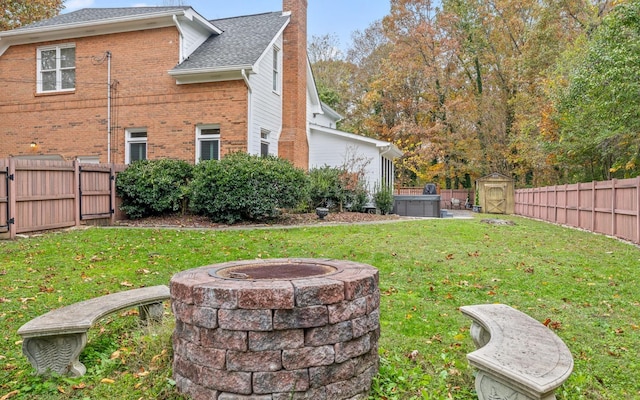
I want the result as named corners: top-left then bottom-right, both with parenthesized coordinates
top-left (485, 184), bottom-right (507, 214)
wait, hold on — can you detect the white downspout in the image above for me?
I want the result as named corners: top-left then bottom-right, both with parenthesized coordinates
top-left (107, 51), bottom-right (111, 163)
top-left (241, 69), bottom-right (253, 154)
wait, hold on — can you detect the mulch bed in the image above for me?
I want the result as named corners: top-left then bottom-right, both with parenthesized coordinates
top-left (115, 211), bottom-right (403, 229)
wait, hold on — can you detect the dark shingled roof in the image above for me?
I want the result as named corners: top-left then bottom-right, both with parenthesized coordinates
top-left (172, 12), bottom-right (289, 71)
top-left (11, 7), bottom-right (288, 72)
top-left (15, 7), bottom-right (191, 30)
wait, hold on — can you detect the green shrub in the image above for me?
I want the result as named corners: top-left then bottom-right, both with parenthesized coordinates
top-left (307, 166), bottom-right (343, 210)
top-left (189, 153), bottom-right (309, 224)
top-left (347, 181), bottom-right (369, 212)
top-left (115, 159), bottom-right (193, 219)
top-left (307, 166), bottom-right (369, 212)
top-left (373, 183), bottom-right (395, 215)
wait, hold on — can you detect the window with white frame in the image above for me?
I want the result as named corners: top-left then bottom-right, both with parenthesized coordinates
top-left (196, 125), bottom-right (221, 162)
top-left (260, 129), bottom-right (270, 157)
top-left (272, 46), bottom-right (280, 92)
top-left (37, 44), bottom-right (76, 93)
top-left (125, 129), bottom-right (147, 164)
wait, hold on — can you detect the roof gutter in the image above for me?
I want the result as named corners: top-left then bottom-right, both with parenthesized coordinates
top-left (169, 64), bottom-right (254, 77)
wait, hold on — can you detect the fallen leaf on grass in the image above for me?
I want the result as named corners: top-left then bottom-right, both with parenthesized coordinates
top-left (0, 390), bottom-right (19, 400)
top-left (0, 298), bottom-right (10, 303)
top-left (121, 309), bottom-right (139, 317)
top-left (135, 370), bottom-right (150, 378)
top-left (100, 378), bottom-right (115, 384)
top-left (19, 297), bottom-right (35, 303)
top-left (120, 281), bottom-right (133, 287)
top-left (407, 350), bottom-right (419, 360)
top-left (71, 383), bottom-right (86, 390)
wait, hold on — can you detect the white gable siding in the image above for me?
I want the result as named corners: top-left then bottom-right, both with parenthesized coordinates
top-left (310, 112), bottom-right (338, 129)
top-left (247, 36), bottom-right (283, 156)
top-left (309, 129), bottom-right (383, 191)
top-left (180, 19), bottom-right (213, 61)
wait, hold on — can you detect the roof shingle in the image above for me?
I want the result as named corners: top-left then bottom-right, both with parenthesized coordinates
top-left (173, 12), bottom-right (289, 70)
top-left (15, 7), bottom-right (190, 30)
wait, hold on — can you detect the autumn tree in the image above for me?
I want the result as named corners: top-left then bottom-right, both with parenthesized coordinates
top-left (308, 34), bottom-right (357, 116)
top-left (552, 0), bottom-right (640, 182)
top-left (1, 0), bottom-right (64, 31)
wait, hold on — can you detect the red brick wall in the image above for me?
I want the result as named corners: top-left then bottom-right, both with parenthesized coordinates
top-left (281, 0), bottom-right (308, 169)
top-left (0, 27), bottom-right (248, 163)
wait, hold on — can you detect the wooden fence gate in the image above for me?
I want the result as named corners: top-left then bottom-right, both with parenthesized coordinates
top-left (0, 158), bottom-right (126, 240)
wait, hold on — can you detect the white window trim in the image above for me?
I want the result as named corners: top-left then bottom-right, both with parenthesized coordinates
top-left (272, 46), bottom-right (280, 94)
top-left (260, 129), bottom-right (270, 157)
top-left (36, 43), bottom-right (76, 93)
top-left (125, 128), bottom-right (147, 164)
top-left (195, 125), bottom-right (221, 163)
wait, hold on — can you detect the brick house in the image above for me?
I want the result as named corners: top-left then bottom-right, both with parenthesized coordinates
top-left (0, 0), bottom-right (400, 189)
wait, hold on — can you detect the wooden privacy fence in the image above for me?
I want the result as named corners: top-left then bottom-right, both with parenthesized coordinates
top-left (0, 158), bottom-right (126, 240)
top-left (515, 177), bottom-right (640, 245)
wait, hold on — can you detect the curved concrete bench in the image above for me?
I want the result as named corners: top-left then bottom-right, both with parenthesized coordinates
top-left (18, 285), bottom-right (170, 377)
top-left (460, 304), bottom-right (574, 400)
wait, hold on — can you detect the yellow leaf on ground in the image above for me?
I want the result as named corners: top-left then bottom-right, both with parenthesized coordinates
top-left (0, 390), bottom-right (19, 400)
top-left (100, 378), bottom-right (115, 384)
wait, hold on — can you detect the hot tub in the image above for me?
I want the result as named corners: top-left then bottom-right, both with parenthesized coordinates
top-left (392, 194), bottom-right (441, 217)
top-left (170, 258), bottom-right (380, 399)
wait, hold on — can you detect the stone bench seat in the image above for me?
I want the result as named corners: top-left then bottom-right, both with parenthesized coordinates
top-left (18, 285), bottom-right (170, 377)
top-left (460, 304), bottom-right (574, 400)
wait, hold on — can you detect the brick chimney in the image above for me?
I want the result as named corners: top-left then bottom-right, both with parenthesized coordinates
top-left (280, 0), bottom-right (308, 169)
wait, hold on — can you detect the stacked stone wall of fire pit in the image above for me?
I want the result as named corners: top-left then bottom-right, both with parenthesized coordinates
top-left (170, 258), bottom-right (380, 400)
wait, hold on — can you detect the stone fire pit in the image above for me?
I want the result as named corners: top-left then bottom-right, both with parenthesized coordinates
top-left (170, 258), bottom-right (380, 399)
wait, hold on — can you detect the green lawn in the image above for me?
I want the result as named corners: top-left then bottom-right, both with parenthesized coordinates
top-left (1, 215), bottom-right (639, 399)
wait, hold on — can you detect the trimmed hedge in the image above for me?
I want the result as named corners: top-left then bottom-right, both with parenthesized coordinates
top-left (115, 159), bottom-right (193, 219)
top-left (189, 153), bottom-right (309, 224)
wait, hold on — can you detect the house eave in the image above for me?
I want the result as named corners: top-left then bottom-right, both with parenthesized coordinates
top-left (169, 65), bottom-right (255, 84)
top-left (309, 123), bottom-right (403, 159)
top-left (0, 8), bottom-right (220, 56)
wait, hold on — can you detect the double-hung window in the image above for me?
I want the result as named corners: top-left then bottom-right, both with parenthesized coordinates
top-left (196, 126), bottom-right (220, 162)
top-left (126, 129), bottom-right (147, 164)
top-left (37, 44), bottom-right (76, 93)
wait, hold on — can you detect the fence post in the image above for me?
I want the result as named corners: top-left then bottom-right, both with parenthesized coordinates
top-left (637, 176), bottom-right (640, 245)
top-left (611, 179), bottom-right (617, 237)
top-left (8, 158), bottom-right (16, 240)
top-left (110, 163), bottom-right (116, 225)
top-left (553, 185), bottom-right (558, 223)
top-left (74, 160), bottom-right (81, 227)
top-left (577, 182), bottom-right (581, 229)
top-left (591, 181), bottom-right (596, 232)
